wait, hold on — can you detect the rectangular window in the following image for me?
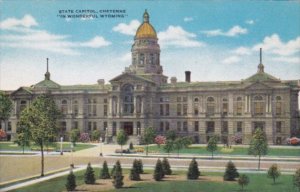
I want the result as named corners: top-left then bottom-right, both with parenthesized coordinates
top-left (112, 122), bottom-right (117, 136)
top-left (237, 102), bottom-right (243, 115)
top-left (103, 122), bottom-right (107, 131)
top-left (104, 98), bottom-right (108, 103)
top-left (93, 122), bottom-right (97, 130)
top-left (160, 104), bottom-right (164, 115)
top-left (222, 121), bottom-right (228, 134)
top-left (165, 122), bottom-right (170, 131)
top-left (183, 97), bottom-right (187, 102)
top-left (183, 104), bottom-right (188, 115)
top-left (237, 122), bottom-right (242, 132)
top-left (165, 104), bottom-right (170, 116)
top-left (254, 102), bottom-right (264, 115)
top-left (177, 121), bottom-right (181, 131)
top-left (7, 122), bottom-right (12, 131)
top-left (194, 104), bottom-right (199, 115)
top-left (177, 97), bottom-right (181, 102)
top-left (104, 105), bottom-right (107, 116)
top-left (183, 121), bottom-right (188, 132)
top-left (194, 121), bottom-right (199, 132)
top-left (160, 122), bottom-right (164, 132)
top-left (253, 121), bottom-right (265, 133)
top-left (206, 121), bottom-right (215, 133)
top-left (276, 121), bottom-right (282, 133)
top-left (88, 122), bottom-right (92, 131)
top-left (276, 102), bottom-right (282, 115)
top-left (160, 97), bottom-right (164, 102)
top-left (177, 104), bottom-right (181, 116)
top-left (73, 121), bottom-right (78, 129)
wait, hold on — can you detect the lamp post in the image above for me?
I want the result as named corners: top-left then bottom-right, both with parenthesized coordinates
top-left (60, 136), bottom-right (63, 155)
top-left (70, 142), bottom-right (74, 169)
top-left (99, 137), bottom-right (103, 156)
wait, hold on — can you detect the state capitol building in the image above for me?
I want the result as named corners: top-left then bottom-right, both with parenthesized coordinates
top-left (3, 11), bottom-right (300, 144)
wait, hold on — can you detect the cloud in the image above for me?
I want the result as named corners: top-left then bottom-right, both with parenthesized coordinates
top-left (233, 47), bottom-right (252, 55)
top-left (202, 25), bottom-right (248, 37)
top-left (80, 36), bottom-right (111, 48)
top-left (222, 56), bottom-right (241, 64)
top-left (272, 56), bottom-right (299, 64)
top-left (158, 25), bottom-right (204, 48)
top-left (112, 20), bottom-right (140, 35)
top-left (184, 17), bottom-right (193, 22)
top-left (245, 20), bottom-right (255, 25)
top-left (253, 34), bottom-right (300, 56)
top-left (0, 14), bottom-right (38, 29)
top-left (0, 15), bottom-right (111, 55)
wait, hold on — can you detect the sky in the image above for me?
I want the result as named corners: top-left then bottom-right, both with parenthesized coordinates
top-left (0, 0), bottom-right (300, 90)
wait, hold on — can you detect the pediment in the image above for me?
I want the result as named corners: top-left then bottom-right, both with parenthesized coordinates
top-left (244, 82), bottom-right (272, 90)
top-left (11, 87), bottom-right (33, 96)
top-left (110, 73), bottom-right (154, 84)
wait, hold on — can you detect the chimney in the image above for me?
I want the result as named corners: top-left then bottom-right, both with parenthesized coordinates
top-left (185, 71), bottom-right (191, 83)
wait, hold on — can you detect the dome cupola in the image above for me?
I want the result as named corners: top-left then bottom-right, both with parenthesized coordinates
top-left (135, 10), bottom-right (157, 39)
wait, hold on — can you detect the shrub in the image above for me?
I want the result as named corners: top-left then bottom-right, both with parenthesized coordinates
top-left (80, 132), bottom-right (90, 143)
top-left (100, 161), bottom-right (110, 179)
top-left (129, 142), bottom-right (134, 150)
top-left (187, 158), bottom-right (200, 180)
top-left (155, 135), bottom-right (166, 147)
top-left (130, 160), bottom-right (141, 181)
top-left (223, 161), bottom-right (239, 181)
top-left (69, 129), bottom-right (80, 146)
top-left (136, 159), bottom-right (144, 174)
top-left (112, 161), bottom-right (124, 188)
top-left (267, 164), bottom-right (281, 184)
top-left (153, 159), bottom-right (164, 181)
top-left (162, 157), bottom-right (172, 175)
top-left (65, 170), bottom-right (76, 191)
top-left (84, 163), bottom-right (95, 184)
top-left (238, 174), bottom-right (249, 191)
top-left (207, 136), bottom-right (218, 159)
top-left (91, 130), bottom-right (101, 141)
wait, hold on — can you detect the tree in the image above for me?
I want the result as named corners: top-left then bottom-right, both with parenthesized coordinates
top-left (100, 161), bottom-right (110, 179)
top-left (116, 129), bottom-right (128, 155)
top-left (155, 135), bottom-right (166, 148)
top-left (223, 161), bottom-right (239, 181)
top-left (293, 168), bottom-right (300, 192)
top-left (206, 136), bottom-right (218, 159)
top-left (267, 164), bottom-right (280, 184)
top-left (143, 127), bottom-right (156, 156)
top-left (248, 128), bottom-right (268, 170)
top-left (130, 160), bottom-right (141, 181)
top-left (91, 129), bottom-right (101, 141)
top-left (19, 94), bottom-right (61, 177)
top-left (84, 163), bottom-right (95, 184)
top-left (65, 170), bottom-right (76, 191)
top-left (162, 157), bottom-right (172, 175)
top-left (174, 137), bottom-right (192, 157)
top-left (15, 124), bottom-right (31, 154)
top-left (163, 140), bottom-right (174, 157)
top-left (166, 130), bottom-right (177, 141)
top-left (187, 158), bottom-right (200, 180)
top-left (153, 159), bottom-right (164, 181)
top-left (112, 160), bottom-right (124, 188)
top-left (0, 92), bottom-right (13, 138)
top-left (238, 174), bottom-right (249, 191)
top-left (136, 159), bottom-right (144, 174)
top-left (70, 129), bottom-right (80, 146)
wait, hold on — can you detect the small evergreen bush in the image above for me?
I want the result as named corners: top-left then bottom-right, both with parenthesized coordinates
top-left (65, 170), bottom-right (76, 191)
top-left (187, 158), bottom-right (200, 180)
top-left (100, 161), bottom-right (110, 179)
top-left (130, 160), bottom-right (141, 181)
top-left (162, 157), bottom-right (172, 175)
top-left (112, 161), bottom-right (124, 188)
top-left (153, 159), bottom-right (164, 181)
top-left (223, 161), bottom-right (239, 181)
top-left (84, 163), bottom-right (95, 184)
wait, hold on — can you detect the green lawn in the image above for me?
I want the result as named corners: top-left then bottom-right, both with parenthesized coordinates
top-left (147, 145), bottom-right (300, 157)
top-left (7, 170), bottom-right (298, 192)
top-left (0, 142), bottom-right (95, 152)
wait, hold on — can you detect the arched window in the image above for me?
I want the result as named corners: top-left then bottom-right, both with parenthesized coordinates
top-left (112, 96), bottom-right (118, 116)
top-left (72, 100), bottom-right (78, 116)
top-left (254, 95), bottom-right (264, 116)
top-left (194, 97), bottom-right (199, 115)
top-left (61, 100), bottom-right (68, 114)
top-left (206, 97), bottom-right (215, 116)
top-left (222, 98), bottom-right (228, 116)
top-left (275, 96), bottom-right (282, 115)
top-left (139, 53), bottom-right (144, 65)
top-left (122, 84), bottom-right (134, 115)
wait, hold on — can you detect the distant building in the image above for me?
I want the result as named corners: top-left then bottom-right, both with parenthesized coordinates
top-left (2, 10), bottom-right (300, 144)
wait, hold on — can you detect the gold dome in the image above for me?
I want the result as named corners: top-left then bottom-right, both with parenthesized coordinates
top-left (135, 10), bottom-right (157, 39)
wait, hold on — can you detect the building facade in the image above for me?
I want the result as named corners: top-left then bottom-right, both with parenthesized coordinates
top-left (2, 10), bottom-right (300, 144)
